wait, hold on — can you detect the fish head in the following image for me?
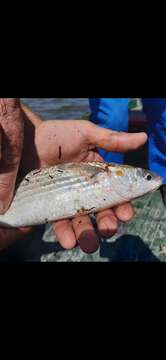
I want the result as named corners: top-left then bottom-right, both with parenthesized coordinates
top-left (107, 164), bottom-right (163, 201)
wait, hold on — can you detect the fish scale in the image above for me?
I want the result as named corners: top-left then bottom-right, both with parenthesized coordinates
top-left (0, 162), bottom-right (162, 228)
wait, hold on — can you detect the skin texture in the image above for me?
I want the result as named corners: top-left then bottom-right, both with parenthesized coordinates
top-left (0, 102), bottom-right (148, 252)
top-left (0, 99), bottom-right (24, 213)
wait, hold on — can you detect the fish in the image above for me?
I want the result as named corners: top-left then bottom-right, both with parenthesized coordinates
top-left (0, 162), bottom-right (163, 228)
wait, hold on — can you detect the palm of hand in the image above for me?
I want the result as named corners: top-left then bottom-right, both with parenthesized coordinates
top-left (35, 120), bottom-right (103, 167)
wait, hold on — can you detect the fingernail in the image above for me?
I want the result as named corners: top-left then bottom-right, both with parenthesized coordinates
top-left (78, 232), bottom-right (100, 254)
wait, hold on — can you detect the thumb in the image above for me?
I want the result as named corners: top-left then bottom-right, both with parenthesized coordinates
top-left (88, 124), bottom-right (147, 153)
top-left (0, 99), bottom-right (24, 213)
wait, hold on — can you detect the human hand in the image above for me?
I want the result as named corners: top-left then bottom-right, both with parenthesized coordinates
top-left (0, 111), bottom-right (147, 253)
top-left (34, 119), bottom-right (147, 253)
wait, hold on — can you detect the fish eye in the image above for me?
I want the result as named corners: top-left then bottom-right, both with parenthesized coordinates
top-left (146, 173), bottom-right (152, 181)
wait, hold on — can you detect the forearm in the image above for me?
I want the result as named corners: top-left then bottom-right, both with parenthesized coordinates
top-left (0, 98), bottom-right (20, 114)
top-left (0, 99), bottom-right (23, 148)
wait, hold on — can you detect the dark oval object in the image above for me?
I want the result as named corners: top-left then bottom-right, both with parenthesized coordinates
top-left (78, 230), bottom-right (100, 254)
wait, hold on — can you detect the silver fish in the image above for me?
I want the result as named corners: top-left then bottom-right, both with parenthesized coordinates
top-left (0, 162), bottom-right (163, 228)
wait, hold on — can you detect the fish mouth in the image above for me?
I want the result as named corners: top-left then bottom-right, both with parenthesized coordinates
top-left (151, 176), bottom-right (163, 192)
top-left (156, 175), bottom-right (163, 186)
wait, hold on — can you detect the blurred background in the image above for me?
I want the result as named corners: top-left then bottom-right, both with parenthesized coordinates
top-left (21, 98), bottom-right (143, 120)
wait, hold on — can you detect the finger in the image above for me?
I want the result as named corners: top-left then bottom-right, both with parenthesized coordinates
top-left (52, 219), bottom-right (77, 250)
top-left (0, 226), bottom-right (32, 252)
top-left (96, 209), bottom-right (118, 238)
top-left (88, 124), bottom-right (147, 153)
top-left (0, 99), bottom-right (24, 213)
top-left (113, 202), bottom-right (134, 222)
top-left (72, 215), bottom-right (100, 254)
